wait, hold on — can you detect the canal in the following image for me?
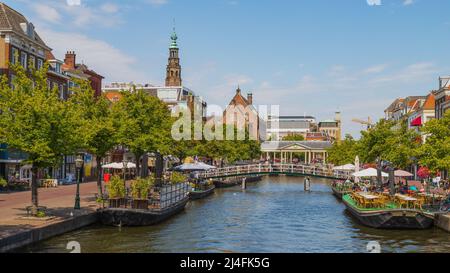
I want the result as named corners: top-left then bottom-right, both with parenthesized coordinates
top-left (23, 176), bottom-right (450, 253)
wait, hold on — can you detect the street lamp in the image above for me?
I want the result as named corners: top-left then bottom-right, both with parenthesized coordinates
top-left (74, 153), bottom-right (84, 210)
top-left (123, 159), bottom-right (128, 194)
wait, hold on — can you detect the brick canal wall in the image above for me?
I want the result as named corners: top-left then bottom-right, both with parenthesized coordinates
top-left (435, 213), bottom-right (450, 233)
top-left (0, 211), bottom-right (99, 253)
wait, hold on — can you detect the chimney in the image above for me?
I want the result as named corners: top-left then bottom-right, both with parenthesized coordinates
top-left (64, 51), bottom-right (76, 70)
top-left (247, 93), bottom-right (253, 105)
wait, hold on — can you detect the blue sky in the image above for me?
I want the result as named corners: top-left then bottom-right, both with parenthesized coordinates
top-left (5, 0), bottom-right (450, 137)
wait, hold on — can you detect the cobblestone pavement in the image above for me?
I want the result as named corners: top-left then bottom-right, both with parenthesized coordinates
top-left (0, 182), bottom-right (99, 239)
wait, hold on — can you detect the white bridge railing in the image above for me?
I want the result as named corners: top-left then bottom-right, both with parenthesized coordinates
top-left (199, 164), bottom-right (351, 180)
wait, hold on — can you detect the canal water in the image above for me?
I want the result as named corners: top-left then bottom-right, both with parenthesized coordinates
top-left (23, 176), bottom-right (450, 253)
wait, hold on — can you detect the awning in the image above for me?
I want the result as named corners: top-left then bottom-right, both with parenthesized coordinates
top-left (102, 162), bottom-right (137, 169)
top-left (352, 168), bottom-right (388, 178)
top-left (410, 116), bottom-right (422, 127)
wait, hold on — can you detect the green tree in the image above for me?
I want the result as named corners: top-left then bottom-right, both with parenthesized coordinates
top-left (417, 111), bottom-right (450, 173)
top-left (282, 134), bottom-right (305, 141)
top-left (327, 134), bottom-right (359, 165)
top-left (112, 89), bottom-right (173, 176)
top-left (0, 64), bottom-right (83, 215)
top-left (358, 119), bottom-right (420, 168)
top-left (69, 80), bottom-right (118, 196)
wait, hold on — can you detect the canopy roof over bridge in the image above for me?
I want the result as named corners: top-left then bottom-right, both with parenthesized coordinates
top-left (261, 141), bottom-right (333, 164)
top-left (261, 141), bottom-right (332, 151)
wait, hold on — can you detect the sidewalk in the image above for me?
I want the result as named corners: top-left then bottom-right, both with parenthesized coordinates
top-left (0, 182), bottom-right (100, 251)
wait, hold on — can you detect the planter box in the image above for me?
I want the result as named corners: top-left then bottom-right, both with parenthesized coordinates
top-left (131, 199), bottom-right (149, 210)
top-left (108, 198), bottom-right (126, 208)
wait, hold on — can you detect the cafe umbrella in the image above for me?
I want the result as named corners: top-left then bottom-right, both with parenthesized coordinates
top-left (395, 170), bottom-right (414, 189)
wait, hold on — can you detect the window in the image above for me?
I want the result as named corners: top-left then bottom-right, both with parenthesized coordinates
top-left (10, 75), bottom-right (16, 90)
top-left (37, 59), bottom-right (43, 70)
top-left (20, 52), bottom-right (27, 68)
top-left (29, 55), bottom-right (35, 69)
top-left (11, 48), bottom-right (19, 64)
top-left (59, 84), bottom-right (64, 99)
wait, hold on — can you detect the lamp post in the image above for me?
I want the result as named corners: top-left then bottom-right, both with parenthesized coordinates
top-left (376, 157), bottom-right (382, 190)
top-left (123, 159), bottom-right (128, 194)
top-left (74, 153), bottom-right (84, 210)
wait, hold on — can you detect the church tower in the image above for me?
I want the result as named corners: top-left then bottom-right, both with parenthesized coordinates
top-left (165, 28), bottom-right (182, 87)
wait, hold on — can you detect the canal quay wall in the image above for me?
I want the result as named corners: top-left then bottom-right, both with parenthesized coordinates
top-left (435, 213), bottom-right (450, 233)
top-left (0, 210), bottom-right (99, 253)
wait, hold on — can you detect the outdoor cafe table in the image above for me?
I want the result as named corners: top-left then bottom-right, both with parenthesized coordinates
top-left (356, 193), bottom-right (379, 200)
top-left (395, 194), bottom-right (418, 209)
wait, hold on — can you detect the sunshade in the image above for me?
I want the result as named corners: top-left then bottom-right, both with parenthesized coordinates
top-left (101, 162), bottom-right (137, 169)
top-left (173, 162), bottom-right (217, 171)
top-left (394, 170), bottom-right (414, 177)
top-left (352, 168), bottom-right (388, 178)
top-left (332, 164), bottom-right (356, 171)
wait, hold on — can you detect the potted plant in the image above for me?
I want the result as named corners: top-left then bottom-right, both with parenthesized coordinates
top-left (131, 177), bottom-right (154, 209)
top-left (0, 178), bottom-right (7, 192)
top-left (106, 176), bottom-right (126, 208)
top-left (171, 172), bottom-right (187, 184)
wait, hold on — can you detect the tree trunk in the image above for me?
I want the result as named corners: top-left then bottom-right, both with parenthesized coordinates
top-left (31, 166), bottom-right (39, 216)
top-left (96, 156), bottom-right (103, 196)
top-left (135, 153), bottom-right (142, 179)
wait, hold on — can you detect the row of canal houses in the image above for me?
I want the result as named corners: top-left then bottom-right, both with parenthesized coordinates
top-left (0, 3), bottom-right (104, 183)
top-left (384, 76), bottom-right (450, 179)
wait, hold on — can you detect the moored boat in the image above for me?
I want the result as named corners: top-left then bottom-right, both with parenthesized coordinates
top-left (342, 194), bottom-right (434, 229)
top-left (213, 178), bottom-right (240, 188)
top-left (100, 196), bottom-right (189, 226)
top-left (189, 185), bottom-right (215, 200)
top-left (213, 175), bottom-right (262, 188)
top-left (331, 182), bottom-right (352, 200)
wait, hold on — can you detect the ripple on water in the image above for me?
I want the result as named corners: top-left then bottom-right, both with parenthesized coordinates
top-left (20, 176), bottom-right (450, 253)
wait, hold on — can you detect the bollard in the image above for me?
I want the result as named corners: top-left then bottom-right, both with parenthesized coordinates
top-left (242, 177), bottom-right (247, 190)
top-left (304, 177), bottom-right (311, 192)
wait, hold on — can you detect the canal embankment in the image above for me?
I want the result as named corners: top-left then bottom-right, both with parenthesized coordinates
top-left (0, 182), bottom-right (99, 252)
top-left (435, 213), bottom-right (450, 233)
top-left (2, 177), bottom-right (450, 253)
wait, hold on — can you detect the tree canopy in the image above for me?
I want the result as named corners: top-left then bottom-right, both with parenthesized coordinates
top-left (417, 111), bottom-right (450, 173)
top-left (112, 89), bottom-right (173, 175)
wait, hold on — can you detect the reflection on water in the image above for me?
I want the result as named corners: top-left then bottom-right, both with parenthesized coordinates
top-left (22, 176), bottom-right (450, 253)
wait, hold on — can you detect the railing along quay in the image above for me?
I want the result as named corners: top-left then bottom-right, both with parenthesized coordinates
top-left (199, 163), bottom-right (351, 180)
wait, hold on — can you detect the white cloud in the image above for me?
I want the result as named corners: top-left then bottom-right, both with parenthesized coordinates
top-left (363, 64), bottom-right (388, 74)
top-left (34, 4), bottom-right (61, 23)
top-left (367, 0), bottom-right (381, 6)
top-left (224, 74), bottom-right (253, 86)
top-left (66, 0), bottom-right (81, 6)
top-left (146, 0), bottom-right (169, 6)
top-left (40, 28), bottom-right (147, 83)
top-left (100, 3), bottom-right (119, 14)
top-left (403, 0), bottom-right (414, 5)
top-left (370, 62), bottom-right (437, 84)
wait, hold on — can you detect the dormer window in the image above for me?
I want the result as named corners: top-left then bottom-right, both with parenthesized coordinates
top-left (19, 22), bottom-right (35, 39)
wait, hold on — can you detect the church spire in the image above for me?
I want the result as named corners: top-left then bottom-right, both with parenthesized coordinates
top-left (165, 26), bottom-right (182, 87)
top-left (170, 27), bottom-right (178, 49)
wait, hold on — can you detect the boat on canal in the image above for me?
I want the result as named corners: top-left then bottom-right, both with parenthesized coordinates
top-left (100, 182), bottom-right (190, 227)
top-left (331, 180), bottom-right (352, 200)
top-left (342, 193), bottom-right (434, 229)
top-left (100, 196), bottom-right (189, 227)
top-left (189, 180), bottom-right (216, 200)
top-left (213, 175), bottom-right (262, 188)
